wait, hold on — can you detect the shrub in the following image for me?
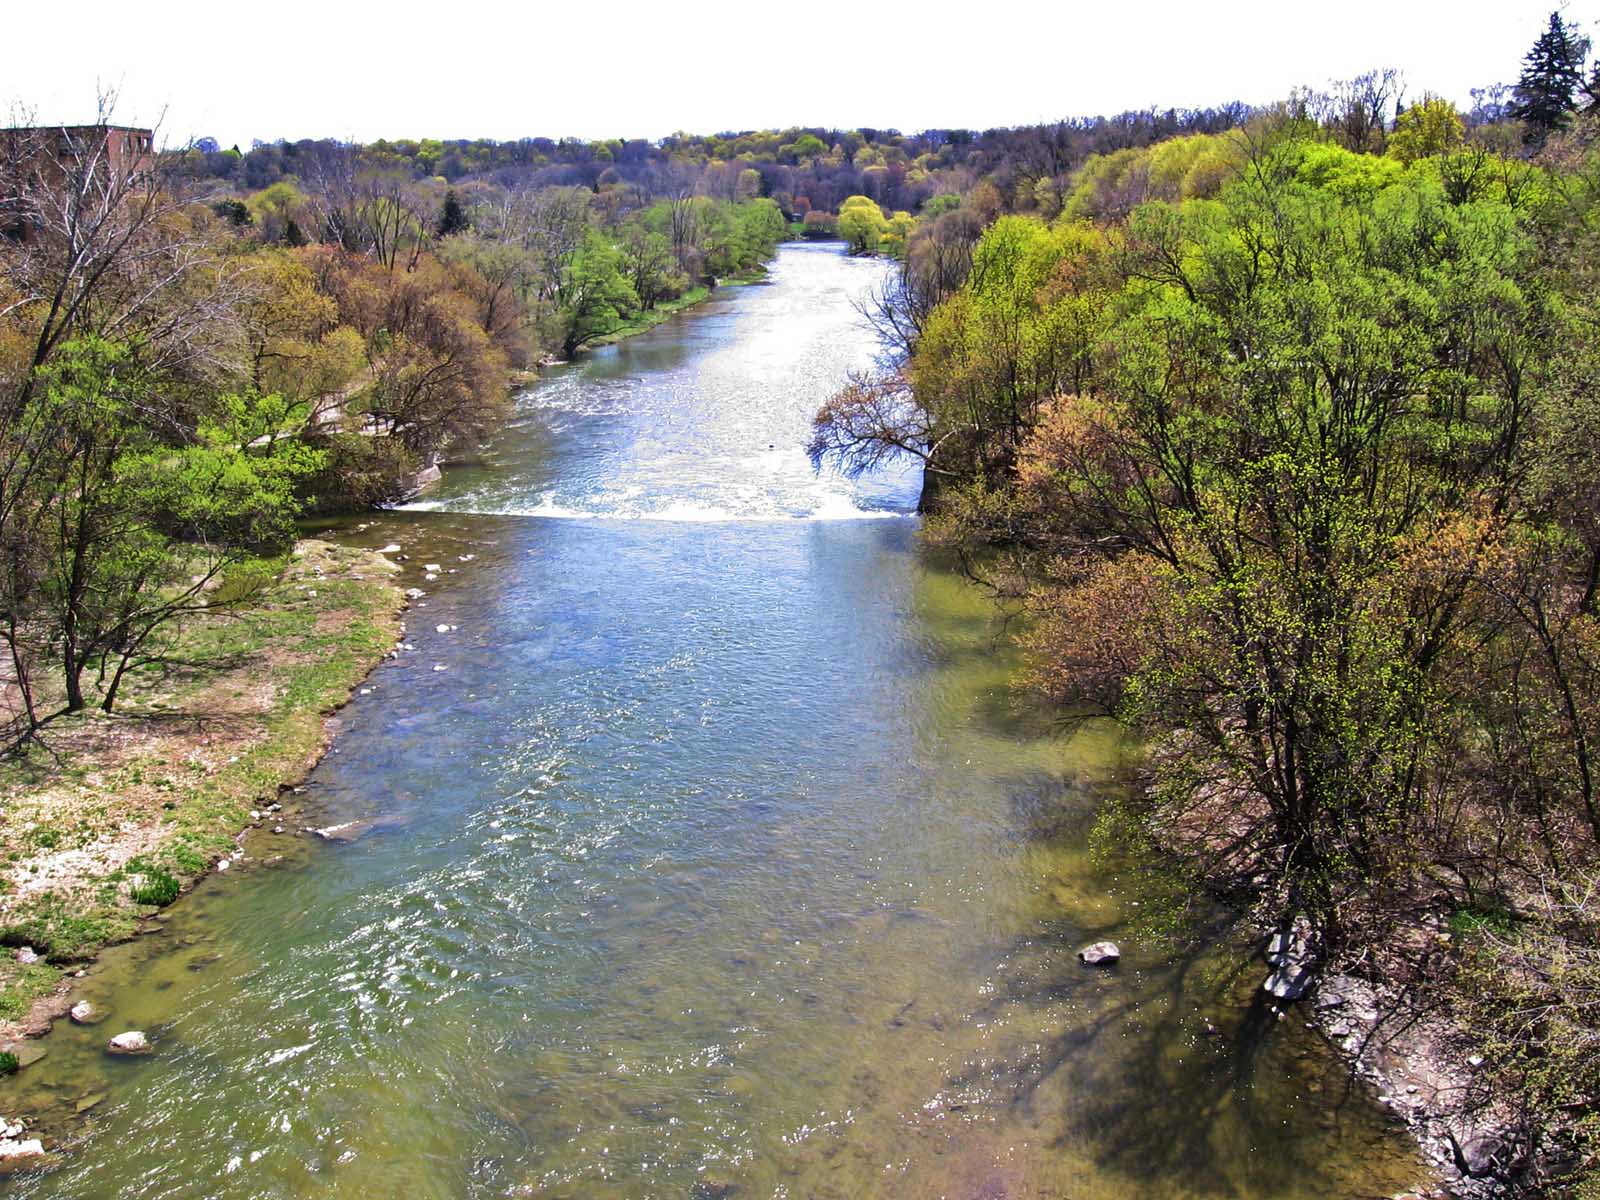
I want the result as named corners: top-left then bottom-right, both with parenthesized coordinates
top-left (129, 867), bottom-right (181, 907)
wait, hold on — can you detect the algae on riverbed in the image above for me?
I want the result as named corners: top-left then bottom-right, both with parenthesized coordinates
top-left (0, 540), bottom-right (403, 1040)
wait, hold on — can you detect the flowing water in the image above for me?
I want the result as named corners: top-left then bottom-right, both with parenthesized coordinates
top-left (2, 244), bottom-right (1424, 1198)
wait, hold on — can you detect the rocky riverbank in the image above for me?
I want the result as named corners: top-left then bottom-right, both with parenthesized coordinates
top-left (0, 541), bottom-right (405, 1056)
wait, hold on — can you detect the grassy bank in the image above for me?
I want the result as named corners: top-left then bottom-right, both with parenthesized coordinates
top-left (586, 270), bottom-right (769, 349)
top-left (0, 540), bottom-right (404, 1041)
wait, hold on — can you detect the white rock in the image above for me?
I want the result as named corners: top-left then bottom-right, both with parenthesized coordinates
top-left (13, 947), bottom-right (38, 966)
top-left (404, 588), bottom-right (426, 600)
top-left (436, 624), bottom-right (452, 634)
top-left (107, 1031), bottom-right (151, 1055)
top-left (432, 664), bottom-right (448, 672)
top-left (423, 563), bottom-right (442, 573)
top-left (0, 1138), bottom-right (44, 1163)
top-left (69, 1001), bottom-right (97, 1025)
top-left (215, 859), bottom-right (230, 872)
top-left (1078, 941), bottom-right (1121, 965)
top-left (379, 544), bottom-right (401, 554)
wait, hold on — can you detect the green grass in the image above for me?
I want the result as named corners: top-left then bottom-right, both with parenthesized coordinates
top-left (127, 863), bottom-right (180, 907)
top-left (0, 963), bottom-right (61, 1022)
top-left (1450, 901), bottom-right (1518, 937)
top-left (587, 270), bottom-right (771, 350)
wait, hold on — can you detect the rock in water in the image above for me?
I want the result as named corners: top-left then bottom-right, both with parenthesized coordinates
top-left (69, 1001), bottom-right (99, 1025)
top-left (106, 1031), bottom-right (151, 1056)
top-left (1263, 964), bottom-right (1314, 1001)
top-left (1078, 941), bottom-right (1121, 965)
top-left (0, 1138), bottom-right (45, 1167)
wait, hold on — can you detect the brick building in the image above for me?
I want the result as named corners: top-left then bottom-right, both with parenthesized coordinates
top-left (0, 124), bottom-right (156, 238)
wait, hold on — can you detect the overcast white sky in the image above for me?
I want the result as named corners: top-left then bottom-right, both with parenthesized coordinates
top-left (4, 0), bottom-right (1591, 147)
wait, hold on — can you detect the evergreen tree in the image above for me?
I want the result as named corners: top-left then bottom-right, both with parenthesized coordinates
top-left (437, 189), bottom-right (469, 238)
top-left (1511, 11), bottom-right (1590, 145)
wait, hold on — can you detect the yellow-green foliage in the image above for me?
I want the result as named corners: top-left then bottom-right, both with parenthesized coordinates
top-left (1062, 132), bottom-right (1246, 220)
top-left (1387, 95), bottom-right (1466, 165)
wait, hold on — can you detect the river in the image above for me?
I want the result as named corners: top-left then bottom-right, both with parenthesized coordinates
top-left (2, 243), bottom-right (1422, 1198)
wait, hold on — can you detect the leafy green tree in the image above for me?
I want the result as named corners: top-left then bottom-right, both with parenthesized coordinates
top-left (22, 339), bottom-right (320, 714)
top-left (1386, 94), bottom-right (1465, 164)
top-left (555, 231), bottom-right (638, 357)
top-left (617, 221), bottom-right (686, 310)
top-left (837, 195), bottom-right (889, 255)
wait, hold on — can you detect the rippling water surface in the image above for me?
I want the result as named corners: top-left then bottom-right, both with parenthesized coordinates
top-left (3, 244), bottom-right (1422, 1199)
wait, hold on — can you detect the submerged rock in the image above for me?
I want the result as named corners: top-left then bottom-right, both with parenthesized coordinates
top-left (1078, 941), bottom-right (1121, 966)
top-left (106, 1031), bottom-right (151, 1056)
top-left (75, 1092), bottom-right (107, 1115)
top-left (2, 1042), bottom-right (45, 1069)
top-left (312, 820), bottom-right (374, 844)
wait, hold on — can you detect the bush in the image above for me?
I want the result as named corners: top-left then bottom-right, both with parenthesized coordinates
top-left (0, 1052), bottom-right (17, 1075)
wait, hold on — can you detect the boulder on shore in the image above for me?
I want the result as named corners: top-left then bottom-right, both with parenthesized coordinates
top-left (1450, 1131), bottom-right (1510, 1179)
top-left (1078, 941), bottom-right (1121, 966)
top-left (106, 1031), bottom-right (151, 1056)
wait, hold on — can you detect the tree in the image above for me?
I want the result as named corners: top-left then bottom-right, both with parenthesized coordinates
top-left (20, 338), bottom-right (318, 716)
top-left (1386, 94), bottom-right (1465, 164)
top-left (617, 221), bottom-right (684, 310)
top-left (554, 230), bottom-right (637, 357)
top-left (837, 195), bottom-right (888, 255)
top-left (1014, 151), bottom-right (1538, 939)
top-left (1511, 11), bottom-right (1589, 145)
top-left (437, 189), bottom-right (469, 237)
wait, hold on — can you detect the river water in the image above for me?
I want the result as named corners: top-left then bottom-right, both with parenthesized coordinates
top-left (3, 243), bottom-right (1422, 1198)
